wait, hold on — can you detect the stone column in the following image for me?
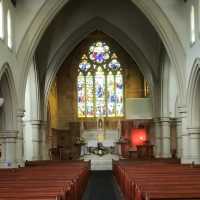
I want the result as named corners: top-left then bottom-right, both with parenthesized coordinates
top-left (188, 128), bottom-right (200, 164)
top-left (178, 107), bottom-right (190, 163)
top-left (40, 121), bottom-right (48, 160)
top-left (31, 120), bottom-right (42, 160)
top-left (16, 109), bottom-right (25, 165)
top-left (176, 118), bottom-right (182, 158)
top-left (160, 117), bottom-right (171, 158)
top-left (153, 118), bottom-right (161, 158)
top-left (0, 130), bottom-right (17, 168)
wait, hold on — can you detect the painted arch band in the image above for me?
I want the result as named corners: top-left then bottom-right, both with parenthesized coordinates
top-left (77, 41), bottom-right (124, 118)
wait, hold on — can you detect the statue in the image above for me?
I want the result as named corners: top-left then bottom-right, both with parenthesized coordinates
top-left (97, 117), bottom-right (105, 142)
top-left (97, 118), bottom-right (104, 129)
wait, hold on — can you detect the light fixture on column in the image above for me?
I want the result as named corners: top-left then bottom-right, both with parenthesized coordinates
top-left (0, 98), bottom-right (4, 106)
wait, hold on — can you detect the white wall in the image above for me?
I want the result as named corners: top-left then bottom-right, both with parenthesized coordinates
top-left (126, 98), bottom-right (153, 119)
top-left (15, 0), bottom-right (46, 51)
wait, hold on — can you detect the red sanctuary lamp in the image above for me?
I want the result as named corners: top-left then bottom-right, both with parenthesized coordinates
top-left (131, 128), bottom-right (147, 146)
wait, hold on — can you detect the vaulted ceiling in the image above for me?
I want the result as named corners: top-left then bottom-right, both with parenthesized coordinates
top-left (35, 0), bottom-right (164, 86)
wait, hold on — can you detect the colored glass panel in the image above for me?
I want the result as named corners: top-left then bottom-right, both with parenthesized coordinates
top-left (7, 10), bottom-right (12, 48)
top-left (89, 42), bottom-right (110, 63)
top-left (95, 67), bottom-right (106, 117)
top-left (109, 59), bottom-right (120, 70)
top-left (77, 41), bottom-right (124, 118)
top-left (79, 60), bottom-right (91, 71)
top-left (115, 71), bottom-right (123, 116)
top-left (0, 1), bottom-right (3, 39)
top-left (77, 73), bottom-right (85, 117)
top-left (107, 72), bottom-right (115, 117)
top-left (86, 72), bottom-right (94, 117)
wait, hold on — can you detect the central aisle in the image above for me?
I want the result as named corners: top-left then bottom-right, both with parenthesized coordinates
top-left (82, 171), bottom-right (122, 200)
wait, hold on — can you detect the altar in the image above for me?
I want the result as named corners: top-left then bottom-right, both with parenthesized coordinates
top-left (84, 153), bottom-right (119, 170)
top-left (81, 119), bottom-right (120, 170)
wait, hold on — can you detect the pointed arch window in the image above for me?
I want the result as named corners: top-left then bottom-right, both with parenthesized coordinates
top-left (0, 0), bottom-right (3, 39)
top-left (7, 9), bottom-right (12, 48)
top-left (77, 41), bottom-right (124, 118)
top-left (191, 5), bottom-right (195, 44)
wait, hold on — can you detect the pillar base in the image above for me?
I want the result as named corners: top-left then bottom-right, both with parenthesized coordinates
top-left (0, 160), bottom-right (18, 168)
top-left (181, 155), bottom-right (192, 164)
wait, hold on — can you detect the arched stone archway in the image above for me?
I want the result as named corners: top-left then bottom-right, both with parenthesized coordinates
top-left (16, 0), bottom-right (186, 112)
top-left (187, 58), bottom-right (200, 127)
top-left (23, 58), bottom-right (48, 161)
top-left (0, 64), bottom-right (18, 167)
top-left (43, 18), bottom-right (156, 121)
top-left (0, 64), bottom-right (17, 130)
top-left (186, 58), bottom-right (200, 164)
top-left (15, 0), bottom-right (186, 163)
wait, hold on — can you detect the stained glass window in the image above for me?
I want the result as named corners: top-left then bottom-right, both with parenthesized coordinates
top-left (0, 1), bottom-right (3, 39)
top-left (7, 10), bottom-right (12, 48)
top-left (86, 72), bottom-right (94, 117)
top-left (77, 41), bottom-right (124, 118)
top-left (95, 67), bottom-right (106, 117)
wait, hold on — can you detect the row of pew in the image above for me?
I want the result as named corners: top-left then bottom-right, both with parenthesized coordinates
top-left (0, 160), bottom-right (90, 200)
top-left (113, 159), bottom-right (200, 200)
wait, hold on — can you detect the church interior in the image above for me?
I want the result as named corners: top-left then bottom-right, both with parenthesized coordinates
top-left (0, 0), bottom-right (200, 199)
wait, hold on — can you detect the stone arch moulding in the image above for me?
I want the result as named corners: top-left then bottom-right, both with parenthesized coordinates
top-left (43, 18), bottom-right (156, 121)
top-left (0, 63), bottom-right (18, 130)
top-left (187, 58), bottom-right (200, 128)
top-left (131, 0), bottom-right (186, 101)
top-left (24, 57), bottom-right (41, 121)
top-left (17, 0), bottom-right (186, 112)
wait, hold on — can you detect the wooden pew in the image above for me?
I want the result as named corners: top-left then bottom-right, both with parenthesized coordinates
top-left (113, 159), bottom-right (200, 200)
top-left (0, 160), bottom-right (90, 200)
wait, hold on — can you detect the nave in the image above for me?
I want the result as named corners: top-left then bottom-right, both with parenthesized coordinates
top-left (1, 159), bottom-right (200, 200)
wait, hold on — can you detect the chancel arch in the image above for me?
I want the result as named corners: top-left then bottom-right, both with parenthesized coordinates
top-left (0, 63), bottom-right (18, 167)
top-left (17, 0), bottom-right (185, 115)
top-left (186, 58), bottom-right (200, 164)
top-left (0, 64), bottom-right (17, 130)
top-left (46, 31), bottom-right (153, 162)
top-left (43, 19), bottom-right (156, 122)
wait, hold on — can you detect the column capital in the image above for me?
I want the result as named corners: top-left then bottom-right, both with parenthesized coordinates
top-left (160, 117), bottom-right (170, 123)
top-left (177, 105), bottom-right (187, 117)
top-left (153, 118), bottom-right (161, 124)
top-left (30, 120), bottom-right (43, 126)
top-left (16, 109), bottom-right (25, 118)
top-left (175, 117), bottom-right (182, 123)
top-left (0, 130), bottom-right (18, 138)
top-left (187, 127), bottom-right (200, 134)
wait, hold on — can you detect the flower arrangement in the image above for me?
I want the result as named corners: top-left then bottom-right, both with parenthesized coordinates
top-left (118, 136), bottom-right (129, 143)
top-left (74, 136), bottom-right (86, 145)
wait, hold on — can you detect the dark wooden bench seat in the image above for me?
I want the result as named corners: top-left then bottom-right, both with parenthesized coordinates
top-left (0, 160), bottom-right (90, 200)
top-left (113, 160), bottom-right (200, 200)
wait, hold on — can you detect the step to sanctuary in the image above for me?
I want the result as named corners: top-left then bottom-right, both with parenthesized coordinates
top-left (84, 154), bottom-right (119, 170)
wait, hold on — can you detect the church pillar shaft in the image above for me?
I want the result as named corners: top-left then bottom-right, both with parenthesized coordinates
top-left (16, 109), bottom-right (25, 165)
top-left (188, 128), bottom-right (200, 164)
top-left (176, 119), bottom-right (182, 158)
top-left (31, 120), bottom-right (42, 160)
top-left (154, 118), bottom-right (161, 158)
top-left (179, 107), bottom-right (190, 163)
top-left (40, 121), bottom-right (48, 160)
top-left (160, 118), bottom-right (171, 158)
top-left (0, 130), bottom-right (17, 167)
